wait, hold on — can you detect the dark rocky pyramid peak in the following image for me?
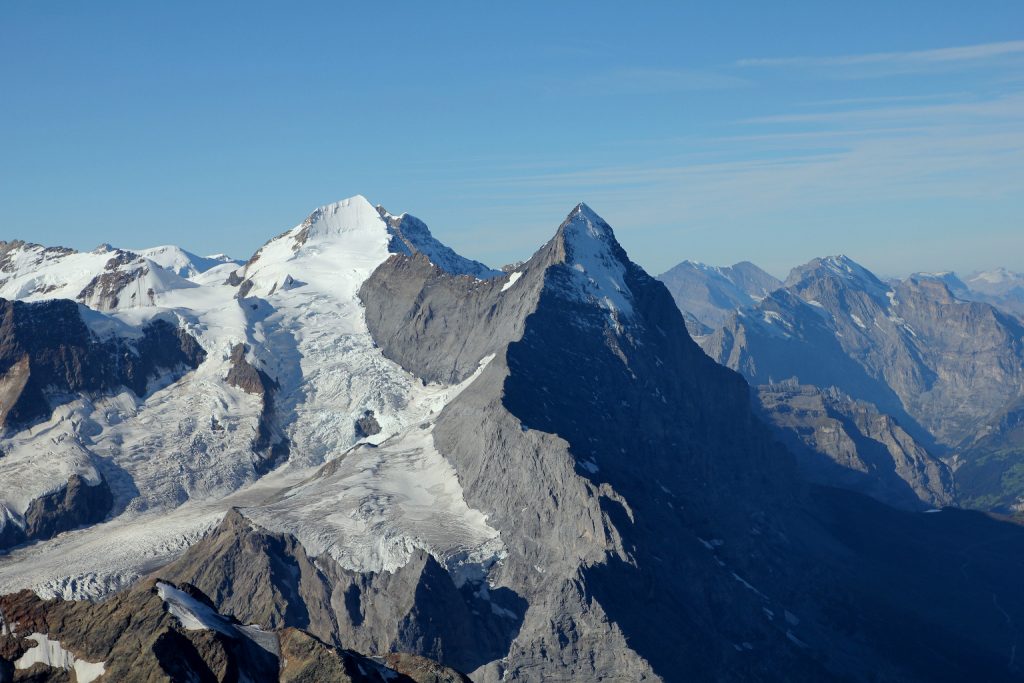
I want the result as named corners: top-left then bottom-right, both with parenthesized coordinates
top-left (558, 202), bottom-right (619, 245)
top-left (529, 203), bottom-right (648, 331)
top-left (549, 203), bottom-right (632, 270)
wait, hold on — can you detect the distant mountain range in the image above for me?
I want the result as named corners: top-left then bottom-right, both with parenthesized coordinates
top-left (658, 260), bottom-right (781, 334)
top-left (2, 200), bottom-right (1024, 681)
top-left (660, 256), bottom-right (1024, 513)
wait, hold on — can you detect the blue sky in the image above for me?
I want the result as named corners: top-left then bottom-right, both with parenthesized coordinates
top-left (2, 2), bottom-right (1022, 278)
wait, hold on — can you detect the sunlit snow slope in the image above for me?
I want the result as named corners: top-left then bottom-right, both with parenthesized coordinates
top-left (0, 195), bottom-right (502, 598)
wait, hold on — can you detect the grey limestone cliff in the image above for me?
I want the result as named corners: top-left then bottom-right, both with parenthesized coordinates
top-left (755, 382), bottom-right (954, 510)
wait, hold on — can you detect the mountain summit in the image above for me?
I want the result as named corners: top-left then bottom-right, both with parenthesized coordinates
top-left (658, 259), bottom-right (781, 333)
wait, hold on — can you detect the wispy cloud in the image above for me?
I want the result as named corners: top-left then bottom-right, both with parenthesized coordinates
top-left (737, 40), bottom-right (1024, 69)
top-left (795, 92), bottom-right (970, 108)
top-left (743, 92), bottom-right (1024, 125)
top-left (737, 39), bottom-right (1024, 76)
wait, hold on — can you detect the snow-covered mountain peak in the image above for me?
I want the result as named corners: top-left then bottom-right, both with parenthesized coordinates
top-left (821, 254), bottom-right (873, 278)
top-left (0, 240), bottom-right (195, 311)
top-left (133, 245), bottom-right (242, 279)
top-left (563, 202), bottom-right (616, 241)
top-left (230, 195), bottom-right (498, 299)
top-left (553, 203), bottom-right (634, 321)
top-left (971, 267), bottom-right (1013, 284)
top-left (228, 195), bottom-right (394, 299)
top-left (966, 267), bottom-right (1024, 296)
top-left (559, 202), bottom-right (619, 248)
top-left (291, 194), bottom-right (387, 248)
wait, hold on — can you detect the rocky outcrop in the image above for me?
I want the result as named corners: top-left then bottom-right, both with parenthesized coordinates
top-left (76, 251), bottom-right (150, 310)
top-left (755, 382), bottom-right (955, 510)
top-left (0, 579), bottom-right (275, 682)
top-left (0, 577), bottom-right (462, 682)
top-left (224, 343), bottom-right (288, 474)
top-left (225, 343), bottom-right (271, 396)
top-left (0, 298), bottom-right (206, 430)
top-left (22, 475), bottom-right (114, 546)
top-left (277, 628), bottom-right (401, 682)
top-left (156, 509), bottom-right (525, 676)
top-left (0, 465), bottom-right (115, 555)
top-left (381, 653), bottom-right (473, 683)
top-left (354, 410), bottom-right (381, 439)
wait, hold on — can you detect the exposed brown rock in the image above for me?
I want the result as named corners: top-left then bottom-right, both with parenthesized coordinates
top-left (0, 298), bottom-right (206, 431)
top-left (224, 344), bottom-right (288, 473)
top-left (382, 652), bottom-right (473, 683)
top-left (225, 343), bottom-right (270, 396)
top-left (21, 474), bottom-right (114, 545)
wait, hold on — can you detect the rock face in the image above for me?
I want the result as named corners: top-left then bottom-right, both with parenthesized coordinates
top-left (703, 257), bottom-right (1024, 450)
top-left (354, 410), bottom-right (381, 439)
top-left (375, 206), bottom-right (500, 281)
top-left (327, 205), bottom-right (1024, 680)
top-left (157, 509), bottom-right (523, 677)
top-left (754, 382), bottom-right (954, 510)
top-left (0, 297), bottom-right (206, 430)
top-left (0, 577), bottom-right (458, 682)
top-left (658, 260), bottom-right (781, 333)
top-left (18, 474), bottom-right (114, 546)
top-left (224, 343), bottom-right (288, 474)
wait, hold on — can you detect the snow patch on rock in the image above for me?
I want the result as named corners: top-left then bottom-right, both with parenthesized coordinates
top-left (560, 204), bottom-right (634, 324)
top-left (15, 632), bottom-right (106, 683)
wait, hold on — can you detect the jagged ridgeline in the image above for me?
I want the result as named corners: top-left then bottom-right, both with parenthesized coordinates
top-left (687, 253), bottom-right (1024, 514)
top-left (1, 198), bottom-right (1024, 682)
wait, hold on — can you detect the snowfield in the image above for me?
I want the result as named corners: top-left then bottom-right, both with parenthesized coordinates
top-left (245, 355), bottom-right (504, 575)
top-left (0, 195), bottom-right (503, 599)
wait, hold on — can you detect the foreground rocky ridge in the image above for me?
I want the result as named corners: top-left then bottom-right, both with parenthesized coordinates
top-left (0, 575), bottom-right (469, 682)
